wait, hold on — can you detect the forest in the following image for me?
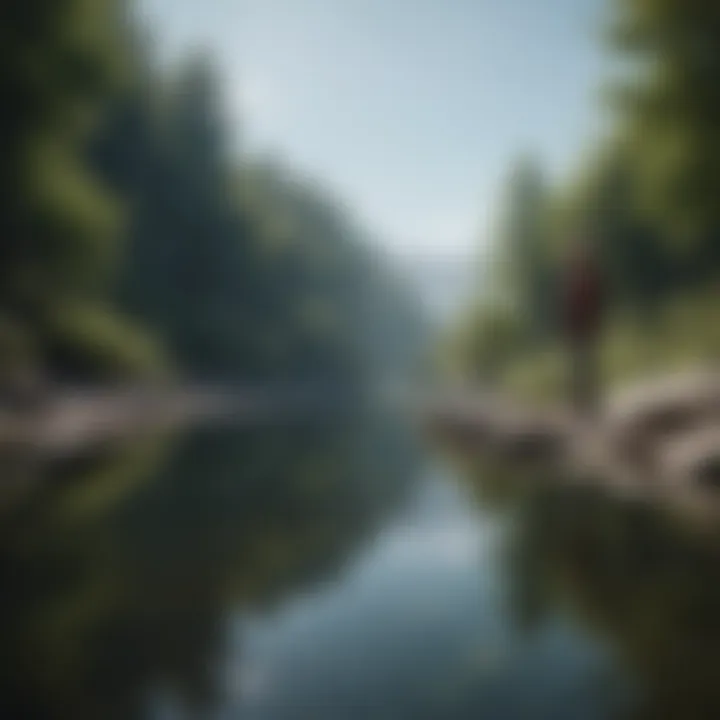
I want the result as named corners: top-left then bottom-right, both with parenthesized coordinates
top-left (0, 0), bottom-right (426, 398)
top-left (447, 0), bottom-right (720, 398)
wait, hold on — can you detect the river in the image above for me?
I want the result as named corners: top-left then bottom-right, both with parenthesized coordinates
top-left (1, 408), bottom-right (719, 719)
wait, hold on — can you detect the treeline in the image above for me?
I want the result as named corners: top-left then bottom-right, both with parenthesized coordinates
top-left (0, 0), bottom-right (425, 391)
top-left (449, 0), bottom-right (720, 387)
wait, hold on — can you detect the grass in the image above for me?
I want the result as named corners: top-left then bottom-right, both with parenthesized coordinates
top-left (500, 291), bottom-right (720, 403)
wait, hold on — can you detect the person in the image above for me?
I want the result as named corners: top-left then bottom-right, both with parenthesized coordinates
top-left (562, 237), bottom-right (605, 418)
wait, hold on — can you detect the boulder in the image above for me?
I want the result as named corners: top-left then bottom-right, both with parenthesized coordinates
top-left (659, 427), bottom-right (720, 490)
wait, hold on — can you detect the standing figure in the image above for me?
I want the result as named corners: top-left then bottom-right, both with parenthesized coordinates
top-left (562, 238), bottom-right (605, 419)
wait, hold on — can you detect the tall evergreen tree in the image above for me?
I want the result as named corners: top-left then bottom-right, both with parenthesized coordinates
top-left (498, 157), bottom-right (553, 343)
top-left (612, 0), bottom-right (720, 247)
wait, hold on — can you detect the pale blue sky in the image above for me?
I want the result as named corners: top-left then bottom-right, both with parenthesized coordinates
top-left (139, 0), bottom-right (609, 260)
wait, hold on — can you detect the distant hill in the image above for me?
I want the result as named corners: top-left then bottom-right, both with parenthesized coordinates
top-left (393, 254), bottom-right (481, 325)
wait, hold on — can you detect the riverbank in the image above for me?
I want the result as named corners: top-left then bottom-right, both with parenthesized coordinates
top-left (0, 388), bottom-right (239, 458)
top-left (427, 367), bottom-right (720, 507)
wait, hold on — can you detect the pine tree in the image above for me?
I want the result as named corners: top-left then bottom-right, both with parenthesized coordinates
top-left (612, 0), bottom-right (720, 246)
top-left (498, 156), bottom-right (553, 344)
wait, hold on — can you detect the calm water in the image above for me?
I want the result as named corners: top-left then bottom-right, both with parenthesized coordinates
top-left (2, 411), bottom-right (720, 719)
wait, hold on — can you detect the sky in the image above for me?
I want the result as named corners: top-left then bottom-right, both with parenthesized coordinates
top-left (138, 0), bottom-right (609, 266)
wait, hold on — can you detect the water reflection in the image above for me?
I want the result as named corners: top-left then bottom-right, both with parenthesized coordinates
top-left (0, 412), bottom-right (419, 720)
top-left (510, 484), bottom-right (720, 720)
top-left (221, 468), bottom-right (624, 720)
top-left (6, 414), bottom-right (720, 719)
top-left (451, 448), bottom-right (720, 720)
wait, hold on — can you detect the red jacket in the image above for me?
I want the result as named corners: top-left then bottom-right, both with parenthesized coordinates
top-left (564, 251), bottom-right (604, 341)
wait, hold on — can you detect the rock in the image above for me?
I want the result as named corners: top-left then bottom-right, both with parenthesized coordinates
top-left (605, 369), bottom-right (720, 468)
top-left (429, 369), bottom-right (720, 497)
top-left (659, 427), bottom-right (720, 490)
top-left (608, 369), bottom-right (720, 436)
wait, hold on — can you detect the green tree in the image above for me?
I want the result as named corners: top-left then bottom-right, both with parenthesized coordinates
top-left (0, 0), bottom-right (160, 383)
top-left (612, 0), bottom-right (720, 248)
top-left (87, 10), bottom-right (426, 390)
top-left (497, 156), bottom-right (554, 344)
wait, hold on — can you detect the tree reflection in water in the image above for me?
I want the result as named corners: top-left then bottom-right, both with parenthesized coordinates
top-left (0, 411), bottom-right (419, 720)
top-left (456, 450), bottom-right (720, 720)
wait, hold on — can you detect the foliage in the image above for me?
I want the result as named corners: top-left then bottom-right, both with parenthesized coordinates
top-left (451, 0), bottom-right (720, 397)
top-left (0, 0), bottom-right (157, 382)
top-left (88, 29), bottom-right (426, 388)
top-left (501, 290), bottom-right (720, 401)
top-left (610, 0), bottom-right (720, 243)
top-left (495, 157), bottom-right (555, 343)
top-left (0, 1), bottom-right (426, 391)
